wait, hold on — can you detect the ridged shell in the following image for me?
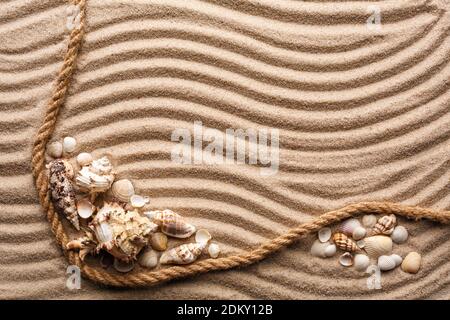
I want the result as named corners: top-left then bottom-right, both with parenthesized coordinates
top-left (354, 254), bottom-right (370, 272)
top-left (48, 159), bottom-right (80, 230)
top-left (371, 214), bottom-right (396, 236)
top-left (332, 233), bottom-right (360, 252)
top-left (111, 179), bottom-right (135, 202)
top-left (339, 218), bottom-right (362, 235)
top-left (339, 252), bottom-right (353, 267)
top-left (145, 209), bottom-right (196, 238)
top-left (391, 226), bottom-right (408, 244)
top-left (75, 156), bottom-right (115, 193)
top-left (401, 252), bottom-right (421, 274)
top-left (160, 242), bottom-right (206, 265)
top-left (364, 235), bottom-right (393, 258)
top-left (378, 255), bottom-right (396, 271)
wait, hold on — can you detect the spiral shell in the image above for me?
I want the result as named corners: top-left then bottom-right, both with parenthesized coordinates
top-left (75, 156), bottom-right (115, 193)
top-left (332, 232), bottom-right (360, 252)
top-left (144, 209), bottom-right (196, 238)
top-left (371, 214), bottom-right (396, 236)
top-left (364, 235), bottom-right (393, 258)
top-left (160, 242), bottom-right (206, 265)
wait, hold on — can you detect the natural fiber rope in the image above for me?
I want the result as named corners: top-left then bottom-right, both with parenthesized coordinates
top-left (31, 0), bottom-right (450, 288)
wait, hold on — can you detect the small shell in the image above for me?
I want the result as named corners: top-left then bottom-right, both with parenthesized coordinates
top-left (310, 240), bottom-right (331, 258)
top-left (391, 226), bottom-right (408, 244)
top-left (138, 249), bottom-right (159, 269)
top-left (318, 227), bottom-right (332, 243)
top-left (145, 209), bottom-right (196, 238)
top-left (47, 141), bottom-right (63, 158)
top-left (362, 214), bottom-right (377, 228)
top-left (371, 214), bottom-right (396, 236)
top-left (324, 244), bottom-right (337, 257)
top-left (63, 136), bottom-right (77, 153)
top-left (339, 252), bottom-right (353, 267)
top-left (76, 198), bottom-right (95, 219)
top-left (401, 252), bottom-right (421, 274)
top-left (160, 242), bottom-right (206, 265)
top-left (208, 243), bottom-right (220, 258)
top-left (130, 194), bottom-right (148, 208)
top-left (340, 218), bottom-right (362, 235)
top-left (111, 179), bottom-right (135, 203)
top-left (150, 232), bottom-right (168, 251)
top-left (354, 254), bottom-right (370, 272)
top-left (332, 233), bottom-right (360, 252)
top-left (356, 239), bottom-right (366, 249)
top-left (364, 235), bottom-right (393, 258)
top-left (113, 258), bottom-right (135, 273)
top-left (76, 152), bottom-right (93, 166)
top-left (195, 229), bottom-right (212, 244)
top-left (378, 255), bottom-right (396, 271)
top-left (391, 254), bottom-right (403, 267)
top-left (352, 226), bottom-right (367, 241)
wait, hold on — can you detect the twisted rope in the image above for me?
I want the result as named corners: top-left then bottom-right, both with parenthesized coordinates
top-left (31, 0), bottom-right (450, 288)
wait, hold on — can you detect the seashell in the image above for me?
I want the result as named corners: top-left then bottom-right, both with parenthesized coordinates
top-left (354, 254), bottom-right (370, 272)
top-left (150, 232), bottom-right (168, 251)
top-left (332, 233), bottom-right (360, 252)
top-left (356, 239), bottom-right (365, 249)
top-left (47, 141), bottom-right (63, 158)
top-left (391, 254), bottom-right (403, 267)
top-left (324, 244), bottom-right (337, 257)
top-left (75, 156), bottom-right (115, 193)
top-left (339, 252), bottom-right (353, 267)
top-left (363, 235), bottom-right (393, 258)
top-left (130, 194), bottom-right (148, 208)
top-left (100, 253), bottom-right (114, 268)
top-left (160, 242), bottom-right (206, 265)
top-left (391, 226), bottom-right (408, 244)
top-left (113, 258), bottom-right (134, 273)
top-left (352, 226), bottom-right (367, 241)
top-left (371, 214), bottom-right (396, 236)
top-left (76, 152), bottom-right (93, 166)
top-left (63, 136), bottom-right (77, 153)
top-left (89, 202), bottom-right (158, 262)
top-left (362, 214), bottom-right (377, 228)
top-left (195, 229), bottom-right (212, 244)
top-left (318, 227), bottom-right (331, 243)
top-left (145, 209), bottom-right (196, 238)
top-left (111, 179), bottom-right (134, 203)
top-left (66, 234), bottom-right (96, 261)
top-left (76, 198), bottom-right (95, 219)
top-left (378, 255), bottom-right (396, 271)
top-left (339, 218), bottom-right (362, 235)
top-left (310, 240), bottom-right (331, 258)
top-left (401, 252), bottom-right (421, 274)
top-left (48, 159), bottom-right (79, 230)
top-left (138, 248), bottom-right (159, 269)
top-left (208, 243), bottom-right (220, 258)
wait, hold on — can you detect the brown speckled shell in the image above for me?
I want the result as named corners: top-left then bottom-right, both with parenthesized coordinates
top-left (332, 232), bottom-right (360, 252)
top-left (145, 210), bottom-right (196, 238)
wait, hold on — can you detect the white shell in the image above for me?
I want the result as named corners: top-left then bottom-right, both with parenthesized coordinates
top-left (90, 156), bottom-right (113, 175)
top-left (195, 229), bottom-right (212, 244)
top-left (364, 235), bottom-right (393, 258)
top-left (378, 255), bottom-right (396, 271)
top-left (324, 244), bottom-right (337, 257)
top-left (160, 242), bottom-right (206, 265)
top-left (340, 218), bottom-right (361, 235)
top-left (76, 152), bottom-right (93, 166)
top-left (130, 194), bottom-right (148, 208)
top-left (76, 198), bottom-right (95, 219)
top-left (356, 239), bottom-right (366, 249)
top-left (354, 254), bottom-right (370, 272)
top-left (208, 243), bottom-right (220, 258)
top-left (362, 214), bottom-right (377, 228)
top-left (111, 179), bottom-right (134, 202)
top-left (391, 226), bottom-right (408, 244)
top-left (138, 249), bottom-right (158, 269)
top-left (352, 226), bottom-right (367, 240)
top-left (391, 254), bottom-right (403, 267)
top-left (113, 258), bottom-right (134, 273)
top-left (63, 136), bottom-right (77, 153)
top-left (401, 252), bottom-right (421, 274)
top-left (339, 252), bottom-right (353, 267)
top-left (318, 227), bottom-right (332, 243)
top-left (47, 141), bottom-right (63, 158)
top-left (310, 240), bottom-right (331, 258)
top-left (75, 157), bottom-right (115, 193)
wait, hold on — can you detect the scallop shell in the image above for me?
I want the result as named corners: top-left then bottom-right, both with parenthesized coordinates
top-left (63, 136), bottom-right (77, 153)
top-left (340, 218), bottom-right (362, 235)
top-left (111, 179), bottom-right (135, 203)
top-left (113, 258), bottom-right (135, 273)
top-left (391, 226), bottom-right (408, 244)
top-left (371, 214), bottom-right (396, 236)
top-left (378, 255), bottom-right (396, 271)
top-left (339, 252), bottom-right (353, 267)
top-left (362, 214), bottom-right (377, 228)
top-left (150, 232), bottom-right (168, 251)
top-left (76, 152), bottom-right (93, 166)
top-left (144, 209), bottom-right (196, 238)
top-left (75, 156), bottom-right (115, 193)
top-left (160, 242), bottom-right (206, 265)
top-left (138, 249), bottom-right (159, 269)
top-left (391, 254), bottom-right (403, 267)
top-left (318, 227), bottom-right (332, 243)
top-left (47, 141), bottom-right (63, 158)
top-left (364, 235), bottom-right (393, 258)
top-left (130, 194), bottom-right (148, 208)
top-left (354, 254), bottom-right (370, 272)
top-left (76, 198), bottom-right (95, 219)
top-left (332, 233), bottom-right (360, 252)
top-left (401, 252), bottom-right (421, 274)
top-left (195, 229), bottom-right (212, 244)
top-left (48, 159), bottom-right (79, 230)
top-left (352, 226), bottom-right (367, 240)
top-left (208, 243), bottom-right (220, 258)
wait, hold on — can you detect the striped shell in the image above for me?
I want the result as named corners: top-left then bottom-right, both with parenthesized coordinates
top-left (332, 232), bottom-right (360, 252)
top-left (339, 218), bottom-right (361, 236)
top-left (160, 242), bottom-right (206, 265)
top-left (371, 214), bottom-right (396, 236)
top-left (364, 235), bottom-right (393, 258)
top-left (144, 209), bottom-right (196, 238)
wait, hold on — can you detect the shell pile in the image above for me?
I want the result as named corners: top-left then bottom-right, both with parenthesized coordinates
top-left (311, 214), bottom-right (421, 276)
top-left (47, 137), bottom-right (221, 273)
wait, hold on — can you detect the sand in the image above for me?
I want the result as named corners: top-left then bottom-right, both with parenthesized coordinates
top-left (0, 0), bottom-right (449, 299)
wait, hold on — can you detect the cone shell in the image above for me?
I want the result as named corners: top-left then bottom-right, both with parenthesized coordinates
top-left (145, 209), bottom-right (196, 238)
top-left (332, 232), bottom-right (360, 252)
top-left (339, 218), bottom-right (361, 236)
top-left (364, 235), bottom-right (393, 258)
top-left (160, 242), bottom-right (206, 265)
top-left (48, 159), bottom-right (80, 230)
top-left (371, 214), bottom-right (396, 236)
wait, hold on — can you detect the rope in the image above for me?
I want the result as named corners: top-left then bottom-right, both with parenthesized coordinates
top-left (31, 0), bottom-right (450, 288)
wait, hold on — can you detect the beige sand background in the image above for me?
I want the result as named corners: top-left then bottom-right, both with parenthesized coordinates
top-left (1, 0), bottom-right (449, 299)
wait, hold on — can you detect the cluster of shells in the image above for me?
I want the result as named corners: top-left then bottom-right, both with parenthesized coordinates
top-left (47, 137), bottom-right (220, 273)
top-left (311, 214), bottom-right (422, 275)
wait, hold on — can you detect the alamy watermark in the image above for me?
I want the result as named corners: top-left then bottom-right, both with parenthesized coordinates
top-left (66, 265), bottom-right (81, 290)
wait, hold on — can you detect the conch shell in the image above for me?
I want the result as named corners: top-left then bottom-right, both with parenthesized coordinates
top-left (144, 209), bottom-right (196, 238)
top-left (89, 202), bottom-right (158, 262)
top-left (332, 232), bottom-right (360, 252)
top-left (160, 242), bottom-right (206, 265)
top-left (48, 159), bottom-right (80, 230)
top-left (75, 156), bottom-right (115, 193)
top-left (370, 214), bottom-right (396, 235)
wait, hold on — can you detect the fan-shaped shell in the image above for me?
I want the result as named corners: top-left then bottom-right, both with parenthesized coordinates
top-left (364, 235), bottom-right (393, 258)
top-left (339, 218), bottom-right (361, 235)
top-left (160, 242), bottom-right (206, 265)
top-left (352, 226), bottom-right (367, 240)
top-left (378, 255), bottom-right (396, 271)
top-left (391, 226), bottom-right (408, 244)
top-left (111, 179), bottom-right (134, 203)
top-left (332, 233), bottom-right (360, 252)
top-left (145, 209), bottom-right (196, 238)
